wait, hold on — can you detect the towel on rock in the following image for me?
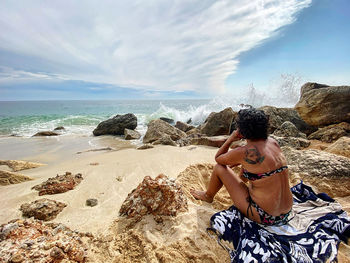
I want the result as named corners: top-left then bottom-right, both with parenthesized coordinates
top-left (208, 182), bottom-right (350, 263)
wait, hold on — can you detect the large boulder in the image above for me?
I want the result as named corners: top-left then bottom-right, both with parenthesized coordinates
top-left (295, 82), bottom-right (350, 127)
top-left (273, 121), bottom-right (307, 139)
top-left (325, 136), bottom-right (350, 158)
top-left (20, 198), bottom-right (67, 221)
top-left (258, 106), bottom-right (316, 135)
top-left (93, 113), bottom-right (137, 136)
top-left (200, 107), bottom-right (236, 136)
top-left (119, 174), bottom-right (188, 221)
top-left (308, 122), bottom-right (350, 143)
top-left (282, 146), bottom-right (350, 177)
top-left (143, 119), bottom-right (186, 144)
top-left (175, 121), bottom-right (195, 132)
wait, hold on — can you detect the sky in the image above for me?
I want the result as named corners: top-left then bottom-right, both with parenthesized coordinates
top-left (0, 0), bottom-right (349, 101)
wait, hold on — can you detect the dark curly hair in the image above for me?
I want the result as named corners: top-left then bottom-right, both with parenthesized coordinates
top-left (236, 108), bottom-right (269, 140)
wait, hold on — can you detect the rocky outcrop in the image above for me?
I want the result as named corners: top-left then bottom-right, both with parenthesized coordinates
top-left (295, 82), bottom-right (350, 127)
top-left (152, 134), bottom-right (177, 146)
top-left (282, 146), bottom-right (350, 177)
top-left (0, 170), bottom-right (33, 186)
top-left (143, 119), bottom-right (186, 144)
top-left (273, 121), bottom-right (307, 139)
top-left (190, 135), bottom-right (229, 148)
top-left (33, 131), bottom-right (60, 137)
top-left (124, 128), bottom-right (141, 140)
top-left (325, 136), bottom-right (350, 158)
top-left (259, 106), bottom-right (316, 135)
top-left (270, 135), bottom-right (310, 150)
top-left (200, 108), bottom-right (236, 136)
top-left (0, 218), bottom-right (88, 262)
top-left (20, 198), bottom-right (67, 221)
top-left (0, 160), bottom-right (44, 172)
top-left (175, 121), bottom-right (195, 133)
top-left (119, 174), bottom-right (188, 221)
top-left (93, 113), bottom-right (137, 136)
top-left (32, 172), bottom-right (83, 196)
top-left (160, 117), bottom-right (174, 124)
top-left (308, 122), bottom-right (350, 143)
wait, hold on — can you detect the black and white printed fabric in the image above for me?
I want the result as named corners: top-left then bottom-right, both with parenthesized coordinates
top-left (208, 182), bottom-right (350, 263)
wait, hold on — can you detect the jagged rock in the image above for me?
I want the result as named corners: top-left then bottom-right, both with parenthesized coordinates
top-left (86, 198), bottom-right (98, 207)
top-left (0, 170), bottom-right (32, 186)
top-left (54, 126), bottom-right (65, 131)
top-left (0, 160), bottom-right (44, 172)
top-left (32, 172), bottom-right (83, 196)
top-left (295, 82), bottom-right (350, 126)
top-left (137, 144), bottom-right (154, 150)
top-left (282, 146), bottom-right (350, 177)
top-left (119, 174), bottom-right (188, 221)
top-left (0, 218), bottom-right (88, 262)
top-left (308, 122), bottom-right (350, 143)
top-left (186, 128), bottom-right (201, 135)
top-left (124, 128), bottom-right (141, 140)
top-left (93, 113), bottom-right (137, 136)
top-left (20, 198), bottom-right (67, 221)
top-left (200, 108), bottom-right (236, 136)
top-left (175, 121), bottom-right (195, 132)
top-left (33, 131), bottom-right (60, 137)
top-left (190, 135), bottom-right (230, 148)
top-left (160, 117), bottom-right (175, 124)
top-left (270, 135), bottom-right (310, 149)
top-left (258, 106), bottom-right (316, 135)
top-left (325, 137), bottom-right (350, 158)
top-left (273, 121), bottom-right (307, 139)
top-left (152, 134), bottom-right (177, 146)
top-left (143, 119), bottom-right (186, 144)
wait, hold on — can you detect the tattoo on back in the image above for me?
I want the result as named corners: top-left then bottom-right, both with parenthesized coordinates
top-left (245, 146), bottom-right (265, 164)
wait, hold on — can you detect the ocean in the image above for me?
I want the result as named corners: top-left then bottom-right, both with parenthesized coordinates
top-left (0, 98), bottom-right (246, 138)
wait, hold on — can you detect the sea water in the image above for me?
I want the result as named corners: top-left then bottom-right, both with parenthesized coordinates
top-left (0, 98), bottom-right (246, 138)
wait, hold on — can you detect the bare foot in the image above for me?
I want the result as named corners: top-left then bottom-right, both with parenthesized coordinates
top-left (190, 189), bottom-right (213, 203)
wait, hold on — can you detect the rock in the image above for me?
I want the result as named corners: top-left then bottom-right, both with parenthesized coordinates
top-left (160, 117), bottom-right (175, 124)
top-left (119, 174), bottom-right (188, 221)
top-left (0, 218), bottom-right (87, 262)
top-left (295, 82), bottom-right (350, 126)
top-left (54, 126), bottom-right (65, 131)
top-left (270, 135), bottom-right (310, 149)
top-left (32, 172), bottom-right (83, 196)
top-left (307, 122), bottom-right (350, 143)
top-left (86, 198), bottom-right (98, 207)
top-left (175, 121), bottom-right (195, 132)
top-left (325, 136), bottom-right (350, 158)
top-left (200, 107), bottom-right (236, 136)
top-left (124, 128), bottom-right (141, 140)
top-left (143, 119), bottom-right (186, 144)
top-left (20, 198), bottom-right (67, 221)
top-left (93, 113), bottom-right (137, 136)
top-left (190, 135), bottom-right (230, 148)
top-left (33, 131), bottom-right (60, 137)
top-left (152, 134), bottom-right (177, 146)
top-left (273, 121), bottom-right (307, 139)
top-left (0, 160), bottom-right (44, 172)
top-left (186, 128), bottom-right (201, 135)
top-left (282, 146), bottom-right (350, 177)
top-left (137, 144), bottom-right (154, 150)
top-left (0, 170), bottom-right (32, 186)
top-left (258, 106), bottom-right (316, 135)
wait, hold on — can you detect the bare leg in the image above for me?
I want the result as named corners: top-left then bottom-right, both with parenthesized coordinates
top-left (190, 164), bottom-right (261, 222)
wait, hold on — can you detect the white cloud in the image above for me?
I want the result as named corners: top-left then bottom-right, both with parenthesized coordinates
top-left (0, 0), bottom-right (311, 94)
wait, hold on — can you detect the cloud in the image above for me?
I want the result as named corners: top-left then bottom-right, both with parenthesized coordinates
top-left (0, 0), bottom-right (311, 94)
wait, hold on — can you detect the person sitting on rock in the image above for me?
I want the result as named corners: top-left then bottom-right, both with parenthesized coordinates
top-left (191, 108), bottom-right (293, 225)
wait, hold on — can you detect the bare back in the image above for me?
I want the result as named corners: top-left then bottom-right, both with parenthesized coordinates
top-left (242, 137), bottom-right (293, 216)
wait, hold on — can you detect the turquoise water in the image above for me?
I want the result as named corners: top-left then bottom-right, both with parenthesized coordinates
top-left (0, 99), bottom-right (242, 137)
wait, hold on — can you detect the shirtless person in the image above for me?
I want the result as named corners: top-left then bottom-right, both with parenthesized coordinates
top-left (191, 108), bottom-right (293, 225)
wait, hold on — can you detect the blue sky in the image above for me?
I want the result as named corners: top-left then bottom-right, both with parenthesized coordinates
top-left (0, 0), bottom-right (349, 101)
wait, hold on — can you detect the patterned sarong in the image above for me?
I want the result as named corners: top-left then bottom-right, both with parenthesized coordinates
top-left (209, 182), bottom-right (350, 262)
